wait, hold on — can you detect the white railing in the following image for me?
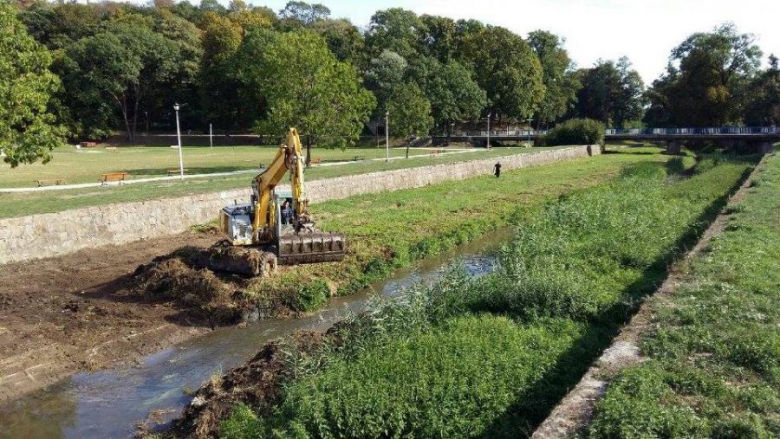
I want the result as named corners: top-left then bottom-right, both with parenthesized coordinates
top-left (605, 126), bottom-right (779, 136)
top-left (455, 130), bottom-right (548, 137)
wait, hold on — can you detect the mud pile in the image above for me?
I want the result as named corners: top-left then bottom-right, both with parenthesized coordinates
top-left (167, 332), bottom-right (325, 439)
top-left (133, 256), bottom-right (243, 325)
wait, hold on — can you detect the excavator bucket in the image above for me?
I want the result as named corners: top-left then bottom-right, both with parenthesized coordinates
top-left (277, 232), bottom-right (347, 265)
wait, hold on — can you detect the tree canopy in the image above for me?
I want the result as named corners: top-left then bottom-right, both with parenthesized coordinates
top-left (254, 30), bottom-right (375, 154)
top-left (644, 24), bottom-right (765, 127)
top-left (0, 2), bottom-right (64, 167)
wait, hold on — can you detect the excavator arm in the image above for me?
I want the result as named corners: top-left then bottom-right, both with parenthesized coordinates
top-left (251, 128), bottom-right (308, 241)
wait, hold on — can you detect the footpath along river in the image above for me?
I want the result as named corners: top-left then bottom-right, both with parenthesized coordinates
top-left (0, 228), bottom-right (513, 438)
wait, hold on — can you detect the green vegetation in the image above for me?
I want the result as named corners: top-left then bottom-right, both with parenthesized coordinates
top-left (588, 153), bottom-right (780, 437)
top-left (0, 144), bottom-right (435, 188)
top-left (216, 151), bottom-right (756, 438)
top-left (242, 150), bottom-right (663, 314)
top-left (645, 24), bottom-right (778, 127)
top-left (0, 146), bottom-right (565, 219)
top-left (543, 118), bottom-right (605, 146)
top-left (0, 2), bottom-right (64, 167)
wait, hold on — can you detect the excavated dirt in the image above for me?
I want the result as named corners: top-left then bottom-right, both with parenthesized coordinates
top-left (0, 231), bottom-right (221, 402)
top-left (163, 331), bottom-right (327, 439)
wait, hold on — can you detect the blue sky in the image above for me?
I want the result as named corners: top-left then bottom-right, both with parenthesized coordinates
top-left (251, 0), bottom-right (780, 84)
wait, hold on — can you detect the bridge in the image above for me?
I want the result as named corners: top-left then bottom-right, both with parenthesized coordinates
top-left (433, 126), bottom-right (778, 153)
top-left (606, 127), bottom-right (779, 153)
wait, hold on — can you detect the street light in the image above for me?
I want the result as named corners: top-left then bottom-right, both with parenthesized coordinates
top-left (486, 112), bottom-right (492, 149)
top-left (527, 116), bottom-right (533, 148)
top-left (174, 103), bottom-right (184, 181)
top-left (385, 110), bottom-right (389, 162)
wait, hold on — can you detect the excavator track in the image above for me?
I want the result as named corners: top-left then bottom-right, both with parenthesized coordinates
top-left (277, 232), bottom-right (346, 265)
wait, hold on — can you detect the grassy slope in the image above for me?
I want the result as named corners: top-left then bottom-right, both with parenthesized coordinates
top-left (588, 153), bottom-right (780, 438)
top-left (219, 152), bottom-right (756, 438)
top-left (241, 149), bottom-right (669, 313)
top-left (0, 146), bottom-right (558, 219)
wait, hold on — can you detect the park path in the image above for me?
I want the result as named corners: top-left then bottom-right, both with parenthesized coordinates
top-left (0, 147), bottom-right (482, 193)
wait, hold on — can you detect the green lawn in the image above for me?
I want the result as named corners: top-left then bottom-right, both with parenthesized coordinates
top-left (216, 150), bottom-right (757, 438)
top-left (0, 144), bottom-right (438, 188)
top-left (0, 145), bottom-right (566, 219)
top-left (588, 152), bottom-right (780, 438)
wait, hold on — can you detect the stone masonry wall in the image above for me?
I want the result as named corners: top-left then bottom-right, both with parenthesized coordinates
top-left (0, 145), bottom-right (600, 264)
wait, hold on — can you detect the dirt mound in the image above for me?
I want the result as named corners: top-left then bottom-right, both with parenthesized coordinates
top-left (166, 331), bottom-right (325, 439)
top-left (134, 257), bottom-right (243, 325)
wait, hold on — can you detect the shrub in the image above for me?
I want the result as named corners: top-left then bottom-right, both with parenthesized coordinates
top-left (543, 118), bottom-right (605, 146)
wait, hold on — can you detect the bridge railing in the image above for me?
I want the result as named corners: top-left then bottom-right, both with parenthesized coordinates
top-left (453, 130), bottom-right (548, 137)
top-left (606, 126), bottom-right (779, 136)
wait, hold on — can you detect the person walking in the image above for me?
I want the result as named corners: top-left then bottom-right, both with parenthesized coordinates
top-left (494, 161), bottom-right (502, 178)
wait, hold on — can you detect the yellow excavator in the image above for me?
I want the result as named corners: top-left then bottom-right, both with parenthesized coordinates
top-left (207, 128), bottom-right (346, 277)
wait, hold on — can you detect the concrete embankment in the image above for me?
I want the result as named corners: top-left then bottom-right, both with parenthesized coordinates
top-left (0, 145), bottom-right (600, 264)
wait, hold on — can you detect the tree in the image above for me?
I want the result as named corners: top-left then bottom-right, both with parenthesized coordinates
top-left (646, 23), bottom-right (762, 126)
top-left (311, 18), bottom-right (364, 64)
top-left (527, 30), bottom-right (580, 128)
top-left (0, 2), bottom-right (64, 167)
top-left (572, 57), bottom-right (646, 128)
top-left (418, 14), bottom-right (456, 62)
top-left (409, 57), bottom-right (486, 135)
top-left (254, 31), bottom-right (375, 164)
top-left (364, 50), bottom-right (408, 116)
top-left (62, 20), bottom-right (179, 140)
top-left (743, 55), bottom-right (780, 126)
top-left (457, 25), bottom-right (544, 120)
top-left (198, 12), bottom-right (245, 130)
top-left (365, 8), bottom-right (424, 60)
top-left (386, 83), bottom-right (433, 138)
top-left (279, 1), bottom-right (330, 26)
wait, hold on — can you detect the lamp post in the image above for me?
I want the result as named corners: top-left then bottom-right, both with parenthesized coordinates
top-left (385, 110), bottom-right (389, 162)
top-left (209, 123), bottom-right (213, 149)
top-left (174, 103), bottom-right (184, 181)
top-left (486, 112), bottom-right (492, 149)
top-left (527, 116), bottom-right (533, 147)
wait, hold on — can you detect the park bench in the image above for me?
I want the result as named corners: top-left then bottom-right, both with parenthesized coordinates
top-left (100, 172), bottom-right (127, 185)
top-left (310, 157), bottom-right (323, 165)
top-left (36, 179), bottom-right (64, 187)
top-left (80, 141), bottom-right (98, 148)
top-left (167, 169), bottom-right (188, 176)
top-left (353, 156), bottom-right (366, 161)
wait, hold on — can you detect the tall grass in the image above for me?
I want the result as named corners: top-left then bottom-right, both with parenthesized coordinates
top-left (588, 153), bottom-right (780, 438)
top-left (220, 153), bottom-right (756, 438)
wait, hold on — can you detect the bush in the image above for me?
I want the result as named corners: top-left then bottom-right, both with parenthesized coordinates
top-left (543, 118), bottom-right (605, 146)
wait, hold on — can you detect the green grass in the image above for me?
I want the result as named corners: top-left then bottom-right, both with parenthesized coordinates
top-left (0, 144), bottom-right (436, 188)
top-left (588, 152), bottom-right (780, 438)
top-left (217, 151), bottom-right (757, 438)
top-left (0, 146), bottom-right (563, 219)
top-left (240, 148), bottom-right (674, 315)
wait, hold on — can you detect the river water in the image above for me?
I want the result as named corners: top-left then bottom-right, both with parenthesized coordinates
top-left (0, 229), bottom-right (511, 438)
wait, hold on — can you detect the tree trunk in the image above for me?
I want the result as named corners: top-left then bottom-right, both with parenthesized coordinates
top-left (117, 94), bottom-right (132, 141)
top-left (306, 134), bottom-right (312, 168)
top-left (446, 121), bottom-right (451, 146)
top-left (131, 93), bottom-right (140, 142)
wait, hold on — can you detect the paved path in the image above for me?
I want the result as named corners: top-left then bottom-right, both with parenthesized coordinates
top-left (0, 148), bottom-right (484, 194)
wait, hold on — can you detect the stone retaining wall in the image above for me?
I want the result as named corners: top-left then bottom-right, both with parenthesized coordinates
top-left (0, 145), bottom-right (600, 264)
